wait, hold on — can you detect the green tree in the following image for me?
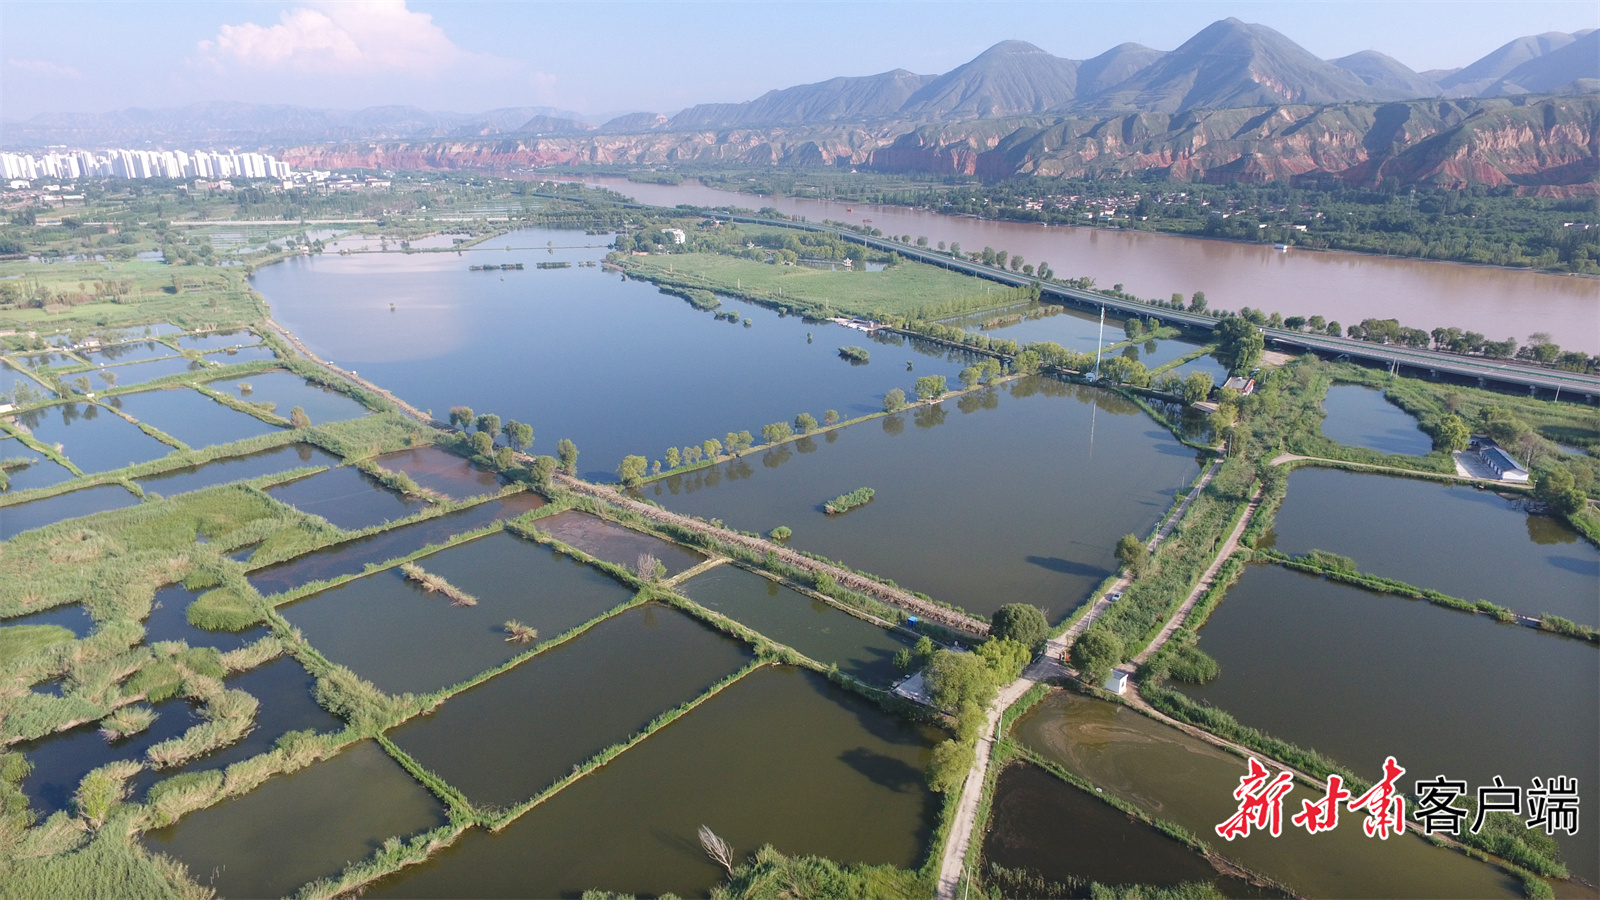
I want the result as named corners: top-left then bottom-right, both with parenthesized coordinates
top-left (795, 412), bottom-right (818, 433)
top-left (470, 431), bottom-right (494, 456)
top-left (726, 430), bottom-right (754, 454)
top-left (926, 739), bottom-right (974, 793)
top-left (762, 422), bottom-right (794, 443)
top-left (1012, 349), bottom-right (1043, 375)
top-left (1115, 533), bottom-right (1149, 575)
top-left (925, 649), bottom-right (998, 713)
top-left (703, 438), bottom-right (722, 459)
top-left (958, 366), bottom-right (982, 388)
top-left (1534, 466), bottom-right (1586, 517)
top-left (617, 455), bottom-right (648, 487)
top-left (448, 406), bottom-right (474, 429)
top-left (989, 604), bottom-right (1049, 651)
top-left (976, 638), bottom-right (1031, 683)
top-left (915, 375), bottom-right (947, 400)
top-left (528, 455), bottom-right (558, 485)
top-left (494, 446), bottom-right (516, 471)
top-left (883, 388), bottom-right (907, 412)
top-left (503, 420), bottom-right (534, 450)
top-left (1181, 372), bottom-right (1214, 405)
top-left (1070, 626), bottom-right (1123, 685)
top-left (288, 406), bottom-right (311, 428)
top-left (1215, 317), bottom-right (1264, 374)
top-left (1435, 414), bottom-right (1471, 451)
top-left (665, 447), bottom-right (681, 468)
top-left (556, 439), bottom-right (579, 474)
top-left (476, 413), bottom-right (501, 437)
top-left (823, 409), bottom-right (839, 426)
top-left (1189, 291), bottom-right (1207, 312)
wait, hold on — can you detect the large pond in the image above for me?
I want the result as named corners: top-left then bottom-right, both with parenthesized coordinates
top-left (0, 362), bottom-right (55, 400)
top-left (280, 531), bottom-right (637, 695)
top-left (587, 177), bottom-right (1600, 354)
top-left (264, 466), bottom-right (426, 531)
top-left (0, 484), bottom-right (140, 541)
top-left (982, 761), bottom-right (1267, 896)
top-left (365, 666), bottom-right (940, 898)
top-left (143, 740), bottom-right (446, 900)
top-left (20, 696), bottom-right (201, 816)
top-left (388, 602), bottom-right (752, 808)
top-left (1181, 564), bottom-right (1598, 879)
top-left (679, 563), bottom-right (914, 685)
top-left (1014, 690), bottom-right (1521, 898)
top-left (529, 509), bottom-right (703, 576)
top-left (112, 387), bottom-right (283, 448)
top-left (138, 442), bottom-right (341, 498)
top-left (1318, 385), bottom-right (1434, 455)
top-left (143, 584), bottom-right (268, 651)
top-left (204, 371), bottom-right (371, 425)
top-left (246, 493), bottom-right (546, 596)
top-left (251, 228), bottom-right (980, 475)
top-left (93, 354), bottom-right (208, 387)
top-left (1266, 468), bottom-right (1600, 626)
top-left (84, 340), bottom-right (177, 365)
top-left (644, 376), bottom-right (1199, 621)
top-left (5, 402), bottom-right (173, 473)
top-left (374, 446), bottom-right (501, 500)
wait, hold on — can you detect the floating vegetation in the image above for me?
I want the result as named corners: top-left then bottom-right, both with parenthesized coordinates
top-left (824, 487), bottom-right (875, 515)
top-left (503, 620), bottom-right (538, 644)
top-left (400, 562), bottom-right (478, 606)
top-left (100, 705), bottom-right (157, 741)
top-left (837, 346), bottom-right (870, 362)
top-left (470, 263), bottom-right (524, 271)
top-left (535, 261), bottom-right (570, 270)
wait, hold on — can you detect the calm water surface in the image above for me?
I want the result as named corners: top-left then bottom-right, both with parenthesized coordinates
top-left (94, 354), bottom-right (207, 386)
top-left (530, 509), bottom-right (703, 575)
top-left (1182, 564), bottom-right (1598, 879)
top-left (367, 666), bottom-right (940, 899)
top-left (0, 438), bottom-right (75, 493)
top-left (21, 696), bottom-right (200, 816)
top-left (1267, 468), bottom-right (1600, 625)
top-left (176, 330), bottom-right (257, 352)
top-left (0, 484), bottom-right (140, 540)
top-left (590, 177), bottom-right (1600, 353)
top-left (84, 341), bottom-right (176, 365)
top-left (129, 655), bottom-right (344, 801)
top-left (644, 376), bottom-right (1198, 621)
top-left (251, 228), bottom-right (976, 475)
top-left (205, 344), bottom-right (278, 364)
top-left (281, 531), bottom-right (636, 695)
top-left (679, 563), bottom-right (914, 684)
top-left (374, 446), bottom-right (501, 500)
top-left (143, 740), bottom-right (446, 900)
top-left (205, 371), bottom-right (371, 425)
top-left (138, 442), bottom-right (340, 498)
top-left (388, 603), bottom-right (752, 808)
top-left (143, 584), bottom-right (267, 651)
top-left (0, 362), bottom-right (55, 399)
top-left (113, 387), bottom-right (283, 448)
top-left (6, 403), bottom-right (172, 473)
top-left (2, 603), bottom-right (93, 636)
top-left (246, 493), bottom-right (545, 595)
top-left (1014, 690), bottom-right (1521, 898)
top-left (265, 466), bottom-right (425, 531)
top-left (983, 761), bottom-right (1267, 896)
top-left (1319, 385), bottom-right (1434, 455)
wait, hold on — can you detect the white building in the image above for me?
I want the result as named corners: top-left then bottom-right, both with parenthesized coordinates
top-left (0, 147), bottom-right (300, 184)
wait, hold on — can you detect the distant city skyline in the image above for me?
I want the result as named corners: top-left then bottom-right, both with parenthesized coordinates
top-left (2, 0), bottom-right (1595, 121)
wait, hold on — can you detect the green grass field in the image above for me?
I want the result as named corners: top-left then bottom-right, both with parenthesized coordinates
top-left (621, 253), bottom-right (1017, 319)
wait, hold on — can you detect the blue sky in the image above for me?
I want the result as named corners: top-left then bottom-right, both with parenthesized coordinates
top-left (2, 1), bottom-right (1595, 120)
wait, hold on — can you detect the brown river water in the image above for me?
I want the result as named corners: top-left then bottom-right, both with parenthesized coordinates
top-left (579, 177), bottom-right (1600, 354)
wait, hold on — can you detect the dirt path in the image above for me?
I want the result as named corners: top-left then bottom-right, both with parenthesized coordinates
top-left (262, 315), bottom-right (438, 427)
top-left (1269, 452), bottom-right (1517, 488)
top-left (554, 474), bottom-right (990, 637)
top-left (1133, 486), bottom-right (1262, 665)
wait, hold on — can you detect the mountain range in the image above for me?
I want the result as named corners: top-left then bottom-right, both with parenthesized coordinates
top-left (4, 19), bottom-right (1596, 193)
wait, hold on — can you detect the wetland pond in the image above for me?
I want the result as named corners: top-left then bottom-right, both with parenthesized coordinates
top-left (387, 602), bottom-right (752, 808)
top-left (1265, 467), bottom-right (1600, 625)
top-left (1318, 384), bottom-right (1434, 456)
top-left (20, 696), bottom-right (201, 817)
top-left (205, 370), bottom-right (371, 425)
top-left (252, 227), bottom-right (978, 475)
top-left (264, 465), bottom-right (426, 531)
top-left (5, 402), bottom-right (173, 473)
top-left (1014, 690), bottom-right (1522, 898)
top-left (144, 740), bottom-right (446, 900)
top-left (112, 387), bottom-right (283, 448)
top-left (245, 493), bottom-right (545, 596)
top-left (0, 437), bottom-right (75, 493)
top-left (679, 563), bottom-right (914, 684)
top-left (982, 761), bottom-right (1270, 897)
top-left (280, 530), bottom-right (637, 694)
top-left (645, 376), bottom-right (1198, 621)
top-left (528, 508), bottom-right (703, 575)
top-left (0, 483), bottom-right (140, 540)
top-left (366, 666), bottom-right (940, 899)
top-left (137, 442), bottom-right (340, 497)
top-left (373, 446), bottom-right (501, 500)
top-left (1181, 563), bottom-right (1598, 879)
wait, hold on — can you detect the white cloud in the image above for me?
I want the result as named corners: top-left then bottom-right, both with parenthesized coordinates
top-left (198, 1), bottom-right (461, 74)
top-left (7, 58), bottom-right (87, 80)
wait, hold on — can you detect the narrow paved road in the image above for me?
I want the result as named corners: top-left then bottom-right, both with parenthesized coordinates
top-left (1134, 486), bottom-right (1262, 665)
